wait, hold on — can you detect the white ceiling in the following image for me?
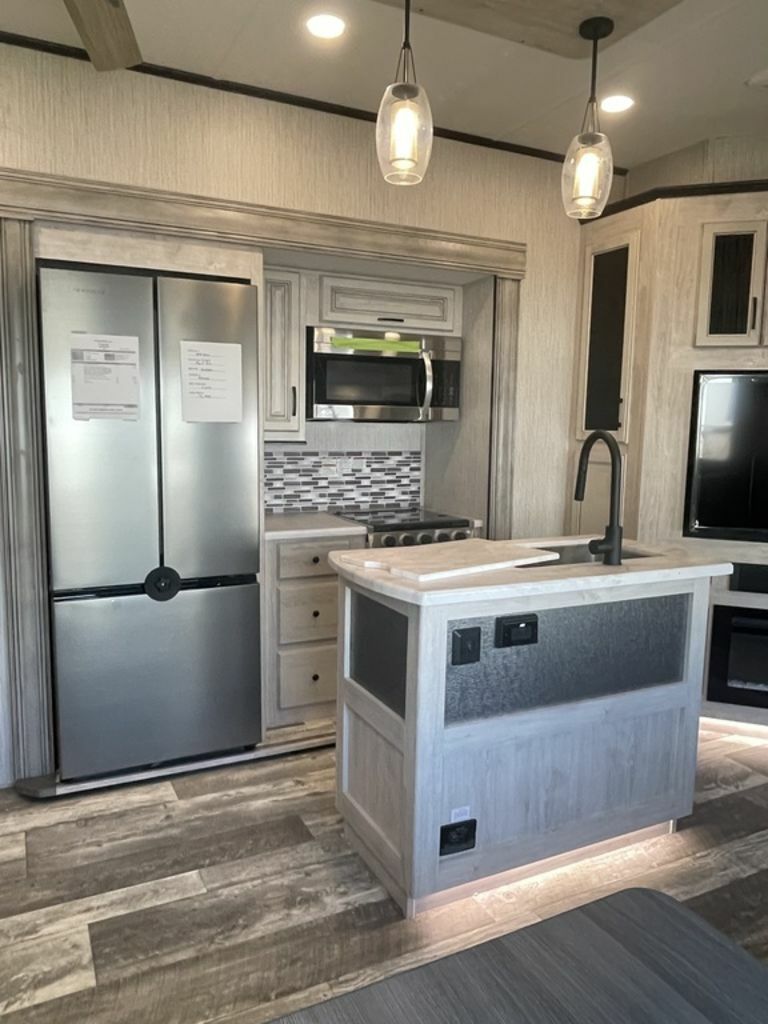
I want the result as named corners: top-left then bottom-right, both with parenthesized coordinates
top-left (1, 0), bottom-right (767, 169)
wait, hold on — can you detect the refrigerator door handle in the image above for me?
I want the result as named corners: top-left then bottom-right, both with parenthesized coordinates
top-left (144, 566), bottom-right (182, 602)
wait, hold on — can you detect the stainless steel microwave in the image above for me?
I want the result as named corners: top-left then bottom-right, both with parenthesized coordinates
top-left (306, 327), bottom-right (461, 422)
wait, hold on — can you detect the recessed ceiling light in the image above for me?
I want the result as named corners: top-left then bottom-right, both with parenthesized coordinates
top-left (601, 95), bottom-right (635, 113)
top-left (306, 14), bottom-right (346, 39)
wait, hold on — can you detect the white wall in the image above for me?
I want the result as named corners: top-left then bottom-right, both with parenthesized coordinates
top-left (0, 43), bottom-right (581, 537)
top-left (627, 136), bottom-right (768, 196)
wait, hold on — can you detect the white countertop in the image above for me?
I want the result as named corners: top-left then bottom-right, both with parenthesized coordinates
top-left (329, 535), bottom-right (733, 606)
top-left (265, 511), bottom-right (367, 541)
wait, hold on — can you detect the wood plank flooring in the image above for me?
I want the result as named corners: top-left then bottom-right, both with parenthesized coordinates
top-left (0, 727), bottom-right (767, 1022)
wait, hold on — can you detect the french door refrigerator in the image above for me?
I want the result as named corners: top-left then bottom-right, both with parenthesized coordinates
top-left (39, 265), bottom-right (262, 782)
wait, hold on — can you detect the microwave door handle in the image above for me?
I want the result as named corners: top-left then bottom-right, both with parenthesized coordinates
top-left (420, 350), bottom-right (434, 422)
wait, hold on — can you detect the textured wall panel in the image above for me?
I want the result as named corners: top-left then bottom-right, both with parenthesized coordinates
top-left (445, 594), bottom-right (690, 723)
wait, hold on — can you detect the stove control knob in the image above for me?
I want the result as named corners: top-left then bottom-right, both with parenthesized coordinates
top-left (401, 534), bottom-right (416, 546)
top-left (436, 532), bottom-right (451, 543)
top-left (417, 533), bottom-right (434, 544)
top-left (452, 530), bottom-right (470, 541)
top-left (382, 535), bottom-right (398, 547)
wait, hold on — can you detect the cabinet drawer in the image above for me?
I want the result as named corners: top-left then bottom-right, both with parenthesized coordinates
top-left (278, 538), bottom-right (356, 580)
top-left (278, 581), bottom-right (338, 643)
top-left (278, 643), bottom-right (337, 709)
top-left (319, 274), bottom-right (461, 334)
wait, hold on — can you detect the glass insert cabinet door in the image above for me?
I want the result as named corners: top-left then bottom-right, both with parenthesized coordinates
top-left (708, 605), bottom-right (768, 709)
top-left (696, 221), bottom-right (768, 347)
top-left (577, 232), bottom-right (638, 445)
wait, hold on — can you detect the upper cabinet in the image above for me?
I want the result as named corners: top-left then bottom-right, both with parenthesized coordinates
top-left (318, 274), bottom-right (462, 335)
top-left (695, 220), bottom-right (768, 347)
top-left (576, 229), bottom-right (639, 444)
top-left (264, 269), bottom-right (303, 440)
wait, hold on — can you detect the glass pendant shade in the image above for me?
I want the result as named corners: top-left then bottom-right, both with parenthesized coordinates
top-left (376, 81), bottom-right (433, 186)
top-left (562, 100), bottom-right (613, 219)
top-left (562, 18), bottom-right (615, 220)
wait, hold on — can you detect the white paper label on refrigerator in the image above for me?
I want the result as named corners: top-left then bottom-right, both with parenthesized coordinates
top-left (71, 334), bottom-right (140, 421)
top-left (180, 340), bottom-right (243, 423)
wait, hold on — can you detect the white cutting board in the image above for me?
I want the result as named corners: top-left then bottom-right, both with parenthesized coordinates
top-left (336, 539), bottom-right (559, 582)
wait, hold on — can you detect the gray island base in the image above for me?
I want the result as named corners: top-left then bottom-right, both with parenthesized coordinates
top-left (330, 536), bottom-right (732, 917)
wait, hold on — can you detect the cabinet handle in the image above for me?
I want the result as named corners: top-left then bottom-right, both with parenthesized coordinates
top-left (312, 610), bottom-right (320, 618)
top-left (312, 673), bottom-right (320, 682)
top-left (312, 555), bottom-right (320, 564)
top-left (377, 316), bottom-right (405, 323)
top-left (751, 296), bottom-right (759, 331)
top-left (291, 385), bottom-right (297, 417)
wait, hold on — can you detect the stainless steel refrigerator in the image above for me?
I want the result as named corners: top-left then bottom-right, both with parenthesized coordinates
top-left (39, 265), bottom-right (262, 781)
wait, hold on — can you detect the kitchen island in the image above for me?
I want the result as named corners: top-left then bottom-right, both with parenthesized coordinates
top-left (329, 536), bottom-right (732, 917)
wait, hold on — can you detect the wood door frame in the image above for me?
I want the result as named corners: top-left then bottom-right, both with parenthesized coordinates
top-left (0, 167), bottom-right (525, 785)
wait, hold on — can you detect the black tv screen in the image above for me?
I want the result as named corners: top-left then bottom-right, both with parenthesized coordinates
top-left (684, 371), bottom-right (768, 542)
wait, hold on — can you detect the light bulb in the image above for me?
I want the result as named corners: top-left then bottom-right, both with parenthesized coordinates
top-left (376, 83), bottom-right (433, 186)
top-left (391, 103), bottom-right (419, 170)
top-left (573, 151), bottom-right (601, 206)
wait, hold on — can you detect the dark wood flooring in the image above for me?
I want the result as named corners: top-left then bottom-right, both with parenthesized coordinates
top-left (0, 726), bottom-right (767, 1022)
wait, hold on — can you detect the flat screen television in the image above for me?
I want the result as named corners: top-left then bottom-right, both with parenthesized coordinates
top-left (684, 371), bottom-right (768, 542)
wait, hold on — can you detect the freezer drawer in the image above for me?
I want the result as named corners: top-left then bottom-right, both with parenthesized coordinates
top-left (39, 267), bottom-right (160, 589)
top-left (53, 584), bottom-right (261, 780)
top-left (157, 277), bottom-right (260, 579)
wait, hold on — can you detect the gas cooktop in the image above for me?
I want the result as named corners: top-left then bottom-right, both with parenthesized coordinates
top-left (340, 507), bottom-right (472, 531)
top-left (338, 507), bottom-right (475, 547)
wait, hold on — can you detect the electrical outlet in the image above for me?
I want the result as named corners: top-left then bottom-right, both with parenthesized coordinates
top-left (440, 819), bottom-right (477, 856)
top-left (495, 614), bottom-right (538, 648)
top-left (451, 627), bottom-right (481, 665)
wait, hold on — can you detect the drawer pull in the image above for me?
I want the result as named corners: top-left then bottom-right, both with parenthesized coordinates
top-left (312, 610), bottom-right (320, 618)
top-left (312, 673), bottom-right (320, 682)
top-left (312, 556), bottom-right (320, 564)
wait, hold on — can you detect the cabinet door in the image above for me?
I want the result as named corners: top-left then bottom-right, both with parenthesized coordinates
top-left (319, 274), bottom-right (461, 334)
top-left (264, 270), bottom-right (303, 438)
top-left (578, 236), bottom-right (637, 443)
top-left (696, 221), bottom-right (767, 347)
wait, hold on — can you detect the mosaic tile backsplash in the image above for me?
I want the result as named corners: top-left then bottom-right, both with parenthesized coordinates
top-left (264, 450), bottom-right (422, 512)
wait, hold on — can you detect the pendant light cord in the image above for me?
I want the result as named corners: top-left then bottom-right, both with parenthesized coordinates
top-left (395, 0), bottom-right (418, 84)
top-left (589, 36), bottom-right (598, 103)
top-left (580, 30), bottom-right (601, 134)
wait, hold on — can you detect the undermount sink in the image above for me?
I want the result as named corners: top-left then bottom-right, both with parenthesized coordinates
top-left (537, 543), bottom-right (653, 565)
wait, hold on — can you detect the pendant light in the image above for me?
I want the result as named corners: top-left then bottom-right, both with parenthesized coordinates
top-left (376, 0), bottom-right (433, 186)
top-left (562, 17), bottom-right (615, 219)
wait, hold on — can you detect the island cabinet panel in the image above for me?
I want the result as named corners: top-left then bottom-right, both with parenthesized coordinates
top-left (338, 680), bottom-right (408, 893)
top-left (331, 566), bottom-right (720, 918)
top-left (444, 594), bottom-right (690, 722)
top-left (349, 591), bottom-right (409, 717)
top-left (344, 708), bottom-right (405, 856)
top-left (438, 693), bottom-right (692, 887)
